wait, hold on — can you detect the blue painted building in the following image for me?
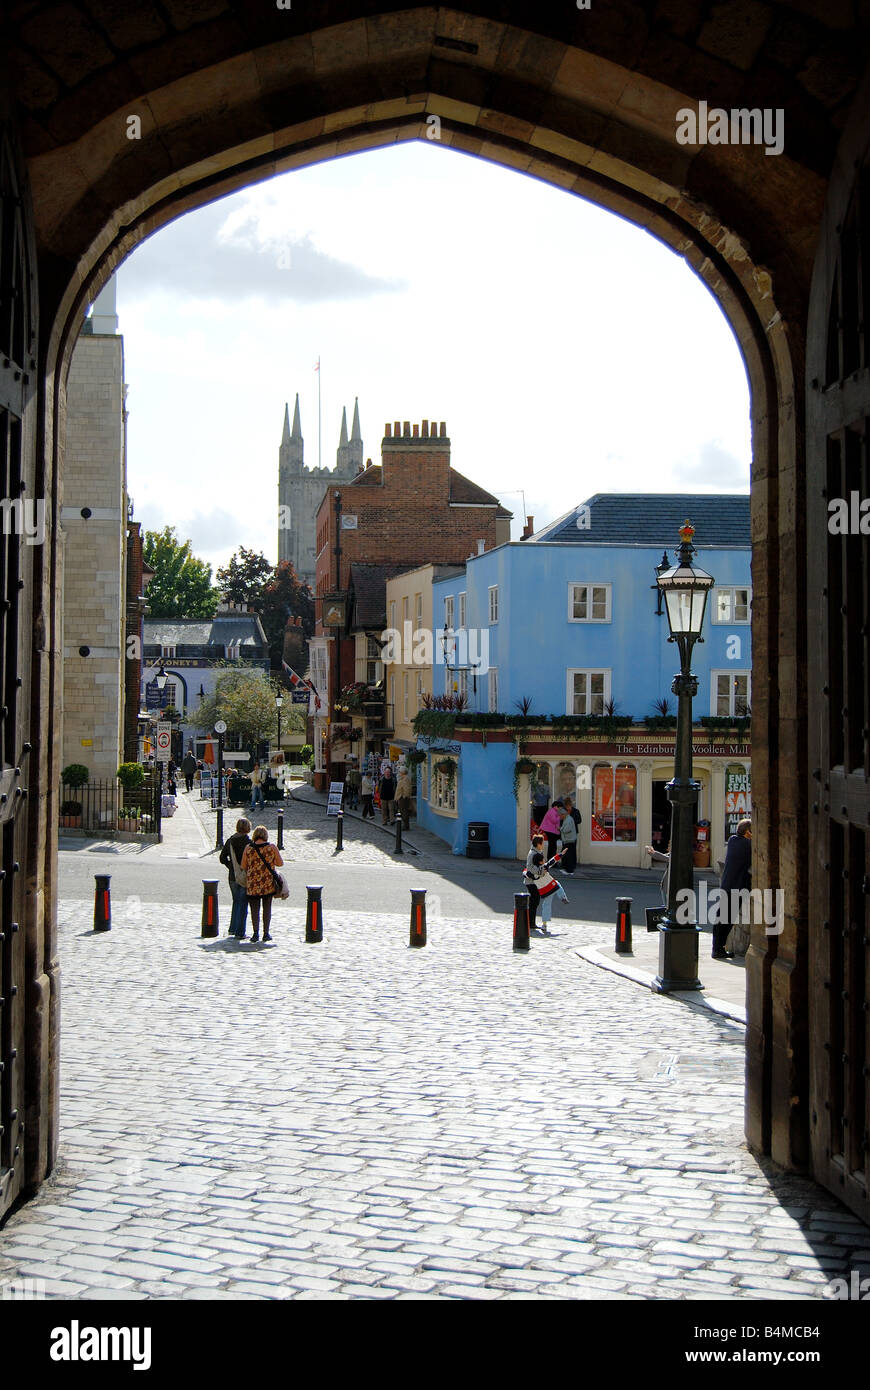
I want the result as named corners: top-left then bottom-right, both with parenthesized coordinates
top-left (414, 495), bottom-right (752, 867)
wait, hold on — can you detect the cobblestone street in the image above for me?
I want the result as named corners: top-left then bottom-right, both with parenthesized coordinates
top-left (1, 904), bottom-right (868, 1301)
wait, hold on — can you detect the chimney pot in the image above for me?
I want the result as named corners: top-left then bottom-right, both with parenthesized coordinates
top-left (422, 420), bottom-right (429, 436)
top-left (403, 421), bottom-right (410, 436)
top-left (385, 423), bottom-right (391, 437)
top-left (440, 422), bottom-right (446, 436)
top-left (413, 424), bottom-right (419, 437)
top-left (394, 421), bottom-right (400, 436)
top-left (477, 539), bottom-right (485, 554)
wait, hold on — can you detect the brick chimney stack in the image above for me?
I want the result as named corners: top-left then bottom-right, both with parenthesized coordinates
top-left (521, 515), bottom-right (535, 539)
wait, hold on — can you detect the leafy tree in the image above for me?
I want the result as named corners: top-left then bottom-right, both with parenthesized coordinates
top-left (260, 561), bottom-right (315, 659)
top-left (196, 671), bottom-right (304, 753)
top-left (143, 527), bottom-right (219, 619)
top-left (216, 548), bottom-right (315, 665)
top-left (215, 547), bottom-right (273, 607)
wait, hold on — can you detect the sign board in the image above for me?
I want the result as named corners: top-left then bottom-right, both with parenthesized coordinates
top-left (155, 723), bottom-right (172, 762)
top-left (326, 781), bottom-right (344, 817)
top-left (341, 514), bottom-right (358, 529)
top-left (290, 690), bottom-right (310, 705)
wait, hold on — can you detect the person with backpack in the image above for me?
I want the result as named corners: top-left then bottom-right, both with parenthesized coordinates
top-left (219, 816), bottom-right (252, 939)
top-left (241, 825), bottom-right (284, 943)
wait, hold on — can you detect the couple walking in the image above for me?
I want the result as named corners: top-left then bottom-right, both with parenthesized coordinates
top-left (219, 817), bottom-right (284, 942)
top-left (537, 797), bottom-right (581, 873)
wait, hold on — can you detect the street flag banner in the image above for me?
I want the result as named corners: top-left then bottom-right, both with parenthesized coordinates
top-left (282, 661), bottom-right (311, 691)
top-left (308, 683), bottom-right (322, 715)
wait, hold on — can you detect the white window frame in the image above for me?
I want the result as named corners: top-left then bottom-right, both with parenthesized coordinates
top-left (430, 757), bottom-right (457, 816)
top-left (488, 586), bottom-right (499, 624)
top-left (160, 643), bottom-right (176, 659)
top-left (566, 668), bottom-right (611, 716)
top-left (458, 592), bottom-right (467, 628)
top-left (568, 583), bottom-right (612, 623)
top-left (711, 586), bottom-right (751, 624)
top-left (444, 595), bottom-right (454, 630)
top-left (488, 667), bottom-right (499, 713)
top-left (457, 668), bottom-right (468, 703)
top-left (711, 670), bottom-right (751, 717)
top-left (415, 593), bottom-right (423, 629)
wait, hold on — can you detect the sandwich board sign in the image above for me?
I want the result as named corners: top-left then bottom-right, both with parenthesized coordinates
top-left (326, 782), bottom-right (344, 817)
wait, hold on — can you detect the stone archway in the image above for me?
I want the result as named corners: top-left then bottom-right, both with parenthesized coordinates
top-left (3, 3), bottom-right (863, 1218)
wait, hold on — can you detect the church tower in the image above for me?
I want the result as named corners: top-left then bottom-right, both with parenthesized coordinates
top-left (277, 394), bottom-right (362, 589)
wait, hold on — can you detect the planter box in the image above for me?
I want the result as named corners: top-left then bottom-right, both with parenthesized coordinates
top-left (59, 815), bottom-right (82, 828)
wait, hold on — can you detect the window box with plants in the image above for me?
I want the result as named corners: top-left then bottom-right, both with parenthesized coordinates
top-left (60, 763), bottom-right (89, 827)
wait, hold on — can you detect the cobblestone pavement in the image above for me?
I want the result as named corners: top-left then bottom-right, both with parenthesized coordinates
top-left (191, 787), bottom-right (434, 867)
top-left (1, 906), bottom-right (868, 1302)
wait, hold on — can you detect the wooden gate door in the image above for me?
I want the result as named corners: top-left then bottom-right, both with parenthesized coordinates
top-left (0, 123), bottom-right (38, 1221)
top-left (807, 79), bottom-right (870, 1226)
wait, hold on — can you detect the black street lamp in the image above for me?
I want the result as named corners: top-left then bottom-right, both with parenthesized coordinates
top-left (275, 694), bottom-right (283, 755)
top-left (155, 665), bottom-right (168, 832)
top-left (653, 521), bottom-right (715, 994)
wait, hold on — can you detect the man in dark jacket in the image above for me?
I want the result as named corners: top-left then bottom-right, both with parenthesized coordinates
top-left (379, 765), bottom-right (397, 825)
top-left (181, 751), bottom-right (198, 793)
top-left (219, 817), bottom-right (252, 939)
top-left (715, 818), bottom-right (752, 958)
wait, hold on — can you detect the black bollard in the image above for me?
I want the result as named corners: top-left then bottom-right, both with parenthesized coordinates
top-left (513, 891), bottom-right (531, 952)
top-left (615, 896), bottom-right (633, 955)
top-left (336, 809), bottom-right (343, 852)
top-left (409, 888), bottom-right (427, 947)
top-left (201, 879), bottom-right (220, 938)
top-left (215, 806), bottom-right (224, 852)
top-left (394, 817), bottom-right (403, 854)
top-left (277, 808), bottom-right (284, 850)
top-left (305, 885), bottom-right (323, 943)
top-left (94, 874), bottom-right (111, 932)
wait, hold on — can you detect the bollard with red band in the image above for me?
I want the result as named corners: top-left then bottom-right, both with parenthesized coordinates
top-left (615, 896), bottom-right (633, 955)
top-left (513, 891), bottom-right (531, 952)
top-left (305, 885), bottom-right (323, 943)
top-left (201, 879), bottom-right (219, 938)
top-left (409, 888), bottom-right (427, 947)
top-left (394, 817), bottom-right (403, 855)
top-left (94, 874), bottom-right (111, 932)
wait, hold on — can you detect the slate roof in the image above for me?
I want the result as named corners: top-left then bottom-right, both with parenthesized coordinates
top-left (144, 614), bottom-right (267, 651)
top-left (530, 494), bottom-right (750, 547)
top-left (348, 564), bottom-right (415, 629)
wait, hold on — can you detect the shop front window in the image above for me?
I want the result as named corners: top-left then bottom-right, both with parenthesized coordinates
top-left (556, 762), bottom-right (576, 799)
top-left (725, 762), bottom-right (752, 839)
top-left (590, 763), bottom-right (637, 842)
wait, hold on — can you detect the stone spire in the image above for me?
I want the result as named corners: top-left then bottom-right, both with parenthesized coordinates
top-left (351, 397), bottom-right (361, 442)
top-left (291, 393), bottom-right (302, 438)
top-left (339, 406), bottom-right (348, 448)
top-left (282, 402), bottom-right (291, 444)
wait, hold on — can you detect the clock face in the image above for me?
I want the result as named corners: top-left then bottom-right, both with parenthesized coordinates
top-left (214, 719), bottom-right (227, 733)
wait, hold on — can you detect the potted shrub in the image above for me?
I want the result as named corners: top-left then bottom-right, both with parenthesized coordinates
top-left (59, 798), bottom-right (83, 828)
top-left (60, 763), bottom-right (89, 827)
top-left (117, 762), bottom-right (146, 792)
top-left (119, 806), bottom-right (140, 832)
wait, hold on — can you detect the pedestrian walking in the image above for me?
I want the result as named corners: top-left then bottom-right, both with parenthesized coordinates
top-left (241, 825), bottom-right (284, 943)
top-left (379, 764), bottom-right (397, 825)
top-left (360, 771), bottom-right (375, 818)
top-left (539, 800), bottom-right (564, 862)
top-left (559, 796), bottom-right (580, 874)
top-left (181, 752), bottom-right (197, 792)
top-left (219, 816), bottom-right (252, 939)
top-left (249, 761), bottom-right (265, 812)
top-left (395, 766), bottom-right (413, 828)
top-left (715, 818), bottom-right (752, 959)
top-left (345, 764), bottom-right (361, 810)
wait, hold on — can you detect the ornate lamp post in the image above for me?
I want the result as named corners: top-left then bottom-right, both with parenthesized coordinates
top-left (653, 522), bottom-right (715, 994)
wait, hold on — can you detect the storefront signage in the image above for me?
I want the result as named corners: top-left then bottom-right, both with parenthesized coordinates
top-left (614, 743), bottom-right (750, 757)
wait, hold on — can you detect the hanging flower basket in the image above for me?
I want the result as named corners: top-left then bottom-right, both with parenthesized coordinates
top-left (433, 757), bottom-right (456, 786)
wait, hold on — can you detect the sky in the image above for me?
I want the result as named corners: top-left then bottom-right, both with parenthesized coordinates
top-left (112, 139), bottom-right (751, 577)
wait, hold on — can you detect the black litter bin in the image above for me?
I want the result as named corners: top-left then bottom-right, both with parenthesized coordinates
top-left (466, 821), bottom-right (490, 859)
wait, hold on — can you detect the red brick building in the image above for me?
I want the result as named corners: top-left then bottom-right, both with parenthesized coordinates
top-left (312, 419), bottom-right (511, 742)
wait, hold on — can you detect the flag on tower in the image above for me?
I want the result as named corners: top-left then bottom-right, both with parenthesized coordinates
top-left (314, 357), bottom-right (320, 372)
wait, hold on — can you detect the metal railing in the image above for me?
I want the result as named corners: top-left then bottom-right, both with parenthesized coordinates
top-left (59, 777), bottom-right (162, 836)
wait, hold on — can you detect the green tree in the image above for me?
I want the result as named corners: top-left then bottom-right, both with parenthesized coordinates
top-left (196, 671), bottom-right (303, 753)
top-left (215, 547), bottom-right (273, 607)
top-left (143, 527), bottom-right (219, 619)
top-left (260, 561), bottom-right (315, 660)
